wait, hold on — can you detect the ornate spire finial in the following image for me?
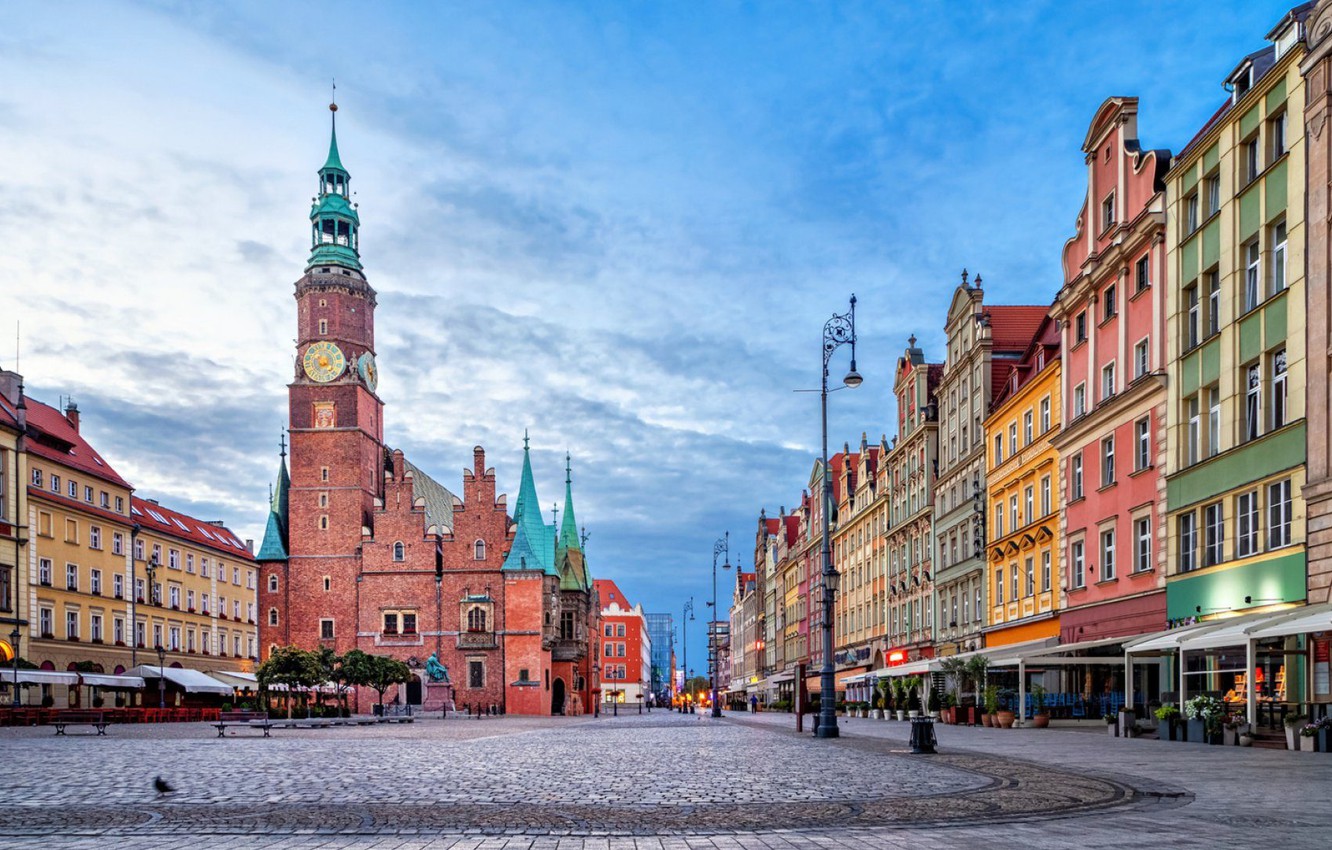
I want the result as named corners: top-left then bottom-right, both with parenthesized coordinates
top-left (961, 268), bottom-right (969, 287)
top-left (523, 429), bottom-right (530, 451)
top-left (330, 78), bottom-right (337, 112)
top-left (580, 526), bottom-right (590, 549)
top-left (565, 452), bottom-right (572, 486)
top-left (974, 273), bottom-right (983, 288)
top-left (279, 430), bottom-right (287, 459)
top-left (908, 334), bottom-right (918, 348)
top-left (551, 502), bottom-right (558, 527)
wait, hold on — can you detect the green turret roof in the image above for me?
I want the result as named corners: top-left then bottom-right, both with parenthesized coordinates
top-left (257, 448), bottom-right (290, 562)
top-left (307, 103), bottom-right (363, 272)
top-left (556, 454), bottom-right (580, 560)
top-left (323, 112), bottom-right (347, 174)
top-left (502, 432), bottom-right (557, 574)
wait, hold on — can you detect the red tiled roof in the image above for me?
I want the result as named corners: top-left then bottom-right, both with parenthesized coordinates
top-left (593, 578), bottom-right (631, 610)
top-left (24, 397), bottom-right (130, 489)
top-left (131, 495), bottom-right (254, 562)
top-left (764, 517), bottom-right (781, 535)
top-left (783, 513), bottom-right (800, 547)
top-left (0, 392), bottom-right (18, 430)
top-left (985, 306), bottom-right (1049, 352)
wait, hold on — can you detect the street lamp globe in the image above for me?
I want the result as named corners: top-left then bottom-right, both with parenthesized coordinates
top-left (843, 362), bottom-right (863, 389)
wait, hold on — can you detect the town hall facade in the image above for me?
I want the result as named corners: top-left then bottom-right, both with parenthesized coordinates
top-left (256, 104), bottom-right (599, 716)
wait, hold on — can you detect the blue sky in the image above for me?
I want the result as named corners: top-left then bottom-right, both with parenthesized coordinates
top-left (1, 0), bottom-right (1298, 670)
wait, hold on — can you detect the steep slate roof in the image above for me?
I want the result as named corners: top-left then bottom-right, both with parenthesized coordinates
top-left (131, 496), bottom-right (254, 561)
top-left (23, 397), bottom-right (130, 488)
top-left (402, 456), bottom-right (456, 533)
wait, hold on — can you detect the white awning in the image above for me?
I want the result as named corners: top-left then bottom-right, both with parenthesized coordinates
top-left (977, 637), bottom-right (1060, 666)
top-left (0, 669), bottom-right (78, 685)
top-left (125, 665), bottom-right (233, 695)
top-left (769, 671), bottom-right (795, 683)
top-left (867, 659), bottom-right (936, 679)
top-left (1124, 620), bottom-right (1220, 653)
top-left (79, 673), bottom-right (145, 689)
top-left (1249, 602), bottom-right (1332, 640)
top-left (206, 670), bottom-right (259, 689)
top-left (1177, 607), bottom-right (1314, 651)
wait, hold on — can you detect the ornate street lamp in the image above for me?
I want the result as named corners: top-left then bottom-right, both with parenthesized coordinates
top-left (817, 295), bottom-right (862, 739)
top-left (708, 533), bottom-right (730, 718)
top-left (155, 643), bottom-right (166, 709)
top-left (680, 598), bottom-right (694, 713)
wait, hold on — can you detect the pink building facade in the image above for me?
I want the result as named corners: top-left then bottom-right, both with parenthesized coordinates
top-left (1050, 97), bottom-right (1172, 643)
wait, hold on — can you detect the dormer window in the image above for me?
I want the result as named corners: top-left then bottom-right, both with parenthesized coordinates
top-left (1231, 65), bottom-right (1252, 102)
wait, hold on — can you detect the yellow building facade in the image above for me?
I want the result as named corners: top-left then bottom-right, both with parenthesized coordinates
top-left (832, 437), bottom-right (888, 681)
top-left (983, 318), bottom-right (1063, 648)
top-left (20, 396), bottom-right (255, 707)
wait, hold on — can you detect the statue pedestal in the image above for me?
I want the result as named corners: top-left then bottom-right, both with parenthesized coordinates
top-left (422, 682), bottom-right (454, 713)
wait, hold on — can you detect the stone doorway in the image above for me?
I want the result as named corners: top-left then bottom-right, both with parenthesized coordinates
top-left (551, 677), bottom-right (566, 715)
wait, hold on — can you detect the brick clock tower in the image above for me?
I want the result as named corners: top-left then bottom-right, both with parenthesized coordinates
top-left (260, 101), bottom-right (387, 652)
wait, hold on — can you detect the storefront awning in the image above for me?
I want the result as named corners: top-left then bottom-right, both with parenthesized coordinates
top-left (1248, 602), bottom-right (1332, 640)
top-left (206, 670), bottom-right (260, 690)
top-left (769, 671), bottom-right (795, 684)
top-left (867, 659), bottom-right (936, 679)
top-left (0, 669), bottom-right (78, 685)
top-left (79, 673), bottom-right (145, 689)
top-left (1123, 620), bottom-right (1220, 653)
top-left (1176, 607), bottom-right (1311, 651)
top-left (125, 665), bottom-right (233, 695)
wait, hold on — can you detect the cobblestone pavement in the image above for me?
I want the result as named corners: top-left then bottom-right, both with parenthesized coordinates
top-left (1, 709), bottom-right (1327, 849)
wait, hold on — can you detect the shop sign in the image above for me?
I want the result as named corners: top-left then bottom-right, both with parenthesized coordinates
top-left (888, 650), bottom-right (907, 665)
top-left (1314, 634), bottom-right (1330, 698)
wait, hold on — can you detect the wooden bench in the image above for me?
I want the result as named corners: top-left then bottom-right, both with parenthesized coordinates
top-left (213, 710), bottom-right (273, 737)
top-left (53, 710), bottom-right (108, 736)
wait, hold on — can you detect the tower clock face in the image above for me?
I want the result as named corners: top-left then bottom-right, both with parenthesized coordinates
top-left (302, 341), bottom-right (346, 383)
top-left (357, 352), bottom-right (378, 393)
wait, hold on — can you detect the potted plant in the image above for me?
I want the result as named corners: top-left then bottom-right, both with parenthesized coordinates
top-left (1300, 720), bottom-right (1322, 753)
top-left (966, 656), bottom-right (990, 724)
top-left (983, 684), bottom-right (999, 727)
top-left (944, 692), bottom-right (959, 724)
top-left (1222, 714), bottom-right (1250, 746)
top-left (905, 677), bottom-right (922, 719)
top-left (889, 679), bottom-right (911, 719)
top-left (1154, 703), bottom-right (1181, 741)
top-left (1118, 706), bottom-right (1137, 738)
top-left (926, 687), bottom-right (940, 720)
top-left (995, 689), bottom-right (1016, 728)
top-left (1183, 695), bottom-right (1224, 744)
top-left (872, 696), bottom-right (884, 720)
top-left (1104, 712), bottom-right (1118, 737)
top-left (1030, 684), bottom-right (1049, 728)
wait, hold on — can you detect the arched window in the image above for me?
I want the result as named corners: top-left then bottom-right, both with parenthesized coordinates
top-left (268, 608), bottom-right (279, 626)
top-left (467, 607), bottom-right (487, 633)
top-left (474, 539), bottom-right (486, 560)
top-left (393, 542), bottom-right (405, 562)
top-left (268, 575), bottom-right (279, 593)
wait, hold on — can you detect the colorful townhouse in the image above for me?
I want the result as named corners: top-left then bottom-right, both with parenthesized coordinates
top-left (983, 317), bottom-right (1063, 649)
top-left (1163, 11), bottom-right (1308, 625)
top-left (933, 278), bottom-right (1047, 656)
top-left (832, 436), bottom-right (887, 683)
top-left (1051, 97), bottom-right (1172, 644)
top-left (594, 579), bottom-right (651, 704)
top-left (1303, 0), bottom-right (1332, 606)
top-left (883, 338), bottom-right (942, 663)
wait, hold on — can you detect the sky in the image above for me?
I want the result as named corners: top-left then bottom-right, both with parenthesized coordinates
top-left (0, 0), bottom-right (1301, 671)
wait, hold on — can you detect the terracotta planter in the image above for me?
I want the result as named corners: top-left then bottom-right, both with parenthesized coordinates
top-left (982, 713), bottom-right (993, 727)
top-left (1030, 713), bottom-right (1049, 729)
top-left (995, 710), bottom-right (1015, 729)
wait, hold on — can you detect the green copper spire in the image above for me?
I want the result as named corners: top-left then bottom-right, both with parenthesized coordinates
top-left (557, 454), bottom-right (581, 559)
top-left (503, 431), bottom-right (557, 574)
top-left (257, 434), bottom-right (291, 561)
top-left (307, 98), bottom-right (363, 271)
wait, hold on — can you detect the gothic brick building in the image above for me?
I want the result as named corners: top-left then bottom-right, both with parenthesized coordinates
top-left (256, 104), bottom-right (598, 716)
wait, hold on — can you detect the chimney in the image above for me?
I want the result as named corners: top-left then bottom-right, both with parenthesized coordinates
top-left (0, 370), bottom-right (20, 407)
top-left (245, 538), bottom-right (255, 554)
top-left (64, 400), bottom-right (80, 432)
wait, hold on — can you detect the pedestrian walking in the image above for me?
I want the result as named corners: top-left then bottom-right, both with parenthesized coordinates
top-left (749, 694), bottom-right (758, 714)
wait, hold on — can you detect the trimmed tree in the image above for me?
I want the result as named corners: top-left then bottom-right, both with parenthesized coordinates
top-left (257, 645), bottom-right (323, 718)
top-left (362, 654), bottom-right (411, 712)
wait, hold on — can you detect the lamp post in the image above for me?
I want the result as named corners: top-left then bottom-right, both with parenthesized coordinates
top-left (817, 295), bottom-right (863, 739)
top-left (708, 533), bottom-right (730, 718)
top-left (129, 524), bottom-right (159, 669)
top-left (680, 598), bottom-right (694, 713)
top-left (155, 643), bottom-right (166, 709)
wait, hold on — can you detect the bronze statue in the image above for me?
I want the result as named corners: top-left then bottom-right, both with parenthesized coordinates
top-left (425, 652), bottom-right (450, 684)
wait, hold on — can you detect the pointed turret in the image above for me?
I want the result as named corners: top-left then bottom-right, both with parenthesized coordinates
top-left (307, 99), bottom-right (363, 271)
top-left (257, 435), bottom-right (291, 561)
top-left (503, 432), bottom-right (557, 574)
top-left (556, 454), bottom-right (581, 560)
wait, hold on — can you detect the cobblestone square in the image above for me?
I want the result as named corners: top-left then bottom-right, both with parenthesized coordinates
top-left (1, 710), bottom-right (1328, 849)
